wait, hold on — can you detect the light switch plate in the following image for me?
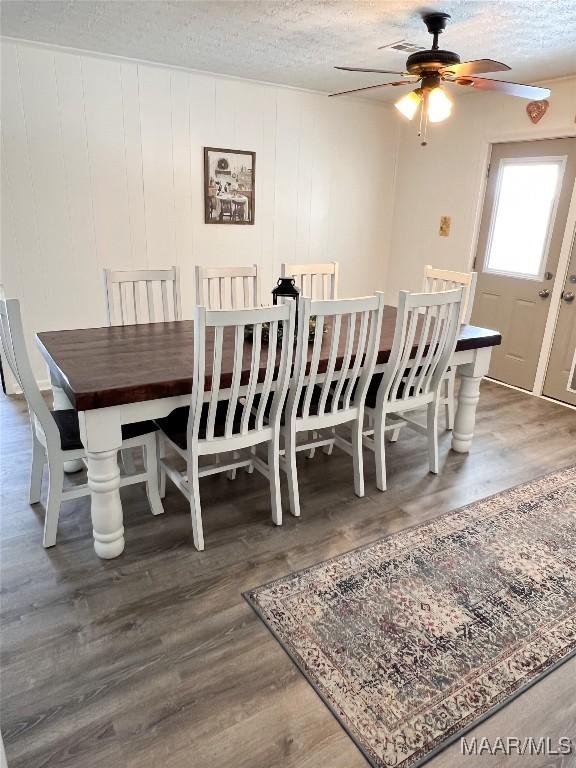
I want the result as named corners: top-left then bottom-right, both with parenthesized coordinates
top-left (439, 216), bottom-right (451, 237)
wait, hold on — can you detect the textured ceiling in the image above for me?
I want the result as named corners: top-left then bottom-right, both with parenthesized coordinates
top-left (2, 1), bottom-right (576, 100)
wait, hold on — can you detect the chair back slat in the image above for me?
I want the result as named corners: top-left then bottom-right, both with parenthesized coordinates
top-left (160, 280), bottom-right (170, 321)
top-left (146, 281), bottom-right (155, 322)
top-left (341, 310), bottom-right (369, 410)
top-left (117, 283), bottom-right (125, 325)
top-left (322, 274), bottom-right (330, 301)
top-left (104, 267), bottom-right (181, 326)
top-left (423, 265), bottom-right (477, 324)
top-left (187, 302), bottom-right (296, 450)
top-left (243, 275), bottom-right (253, 308)
top-left (205, 326), bottom-right (223, 440)
top-left (0, 294), bottom-right (22, 392)
top-left (390, 308), bottom-right (419, 402)
top-left (317, 314), bottom-right (341, 415)
top-left (0, 289), bottom-right (60, 446)
top-left (329, 313), bottom-right (355, 411)
top-left (241, 322), bottom-right (263, 434)
top-left (288, 294), bottom-right (385, 425)
top-left (190, 307), bottom-right (207, 445)
top-left (403, 310), bottom-right (434, 396)
top-left (301, 313), bottom-right (324, 418)
top-left (133, 282), bottom-right (141, 323)
top-left (281, 262), bottom-right (339, 300)
top-left (225, 325), bottom-right (245, 438)
top-left (254, 320), bottom-right (279, 431)
top-left (378, 289), bottom-right (463, 409)
top-left (195, 265), bottom-right (259, 310)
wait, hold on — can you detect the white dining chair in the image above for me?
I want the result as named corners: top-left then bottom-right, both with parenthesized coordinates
top-left (0, 290), bottom-right (164, 548)
top-left (103, 266), bottom-right (182, 473)
top-left (194, 264), bottom-right (262, 479)
top-left (154, 300), bottom-right (296, 550)
top-left (281, 262), bottom-right (340, 460)
top-left (363, 288), bottom-right (464, 491)
top-left (195, 265), bottom-right (260, 309)
top-left (422, 265), bottom-right (477, 429)
top-left (281, 293), bottom-right (385, 518)
top-left (281, 262), bottom-right (339, 300)
top-left (104, 266), bottom-right (182, 325)
top-left (423, 265), bottom-right (477, 324)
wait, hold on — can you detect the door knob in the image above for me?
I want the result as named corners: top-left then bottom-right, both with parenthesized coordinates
top-left (561, 291), bottom-right (575, 303)
top-left (538, 289), bottom-right (550, 299)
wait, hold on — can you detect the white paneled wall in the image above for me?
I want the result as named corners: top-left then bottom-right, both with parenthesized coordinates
top-left (0, 40), bottom-right (399, 387)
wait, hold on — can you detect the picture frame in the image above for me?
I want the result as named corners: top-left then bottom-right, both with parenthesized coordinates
top-left (204, 147), bottom-right (255, 225)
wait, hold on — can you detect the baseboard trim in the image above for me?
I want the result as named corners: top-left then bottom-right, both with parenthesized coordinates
top-left (485, 376), bottom-right (576, 411)
top-left (4, 378), bottom-right (51, 396)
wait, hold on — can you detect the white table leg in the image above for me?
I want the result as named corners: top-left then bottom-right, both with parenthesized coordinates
top-left (452, 375), bottom-right (482, 453)
top-left (86, 449), bottom-right (124, 558)
top-left (50, 380), bottom-right (84, 473)
top-left (452, 346), bottom-right (492, 454)
top-left (79, 409), bottom-right (125, 559)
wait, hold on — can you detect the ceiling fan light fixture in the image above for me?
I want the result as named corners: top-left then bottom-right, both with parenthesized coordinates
top-left (331, 10), bottom-right (551, 142)
top-left (394, 89), bottom-right (422, 120)
top-left (427, 86), bottom-right (453, 122)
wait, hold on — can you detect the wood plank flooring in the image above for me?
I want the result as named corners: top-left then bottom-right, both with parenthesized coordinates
top-left (1, 382), bottom-right (575, 768)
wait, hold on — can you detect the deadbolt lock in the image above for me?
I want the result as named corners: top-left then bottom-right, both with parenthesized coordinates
top-left (544, 271), bottom-right (554, 280)
top-left (569, 274), bottom-right (576, 284)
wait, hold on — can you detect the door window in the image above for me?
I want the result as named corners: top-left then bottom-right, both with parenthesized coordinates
top-left (485, 158), bottom-right (565, 279)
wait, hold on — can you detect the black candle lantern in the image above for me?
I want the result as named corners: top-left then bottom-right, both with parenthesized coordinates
top-left (272, 277), bottom-right (300, 310)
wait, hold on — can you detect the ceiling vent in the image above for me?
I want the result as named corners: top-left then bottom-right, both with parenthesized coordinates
top-left (378, 40), bottom-right (426, 53)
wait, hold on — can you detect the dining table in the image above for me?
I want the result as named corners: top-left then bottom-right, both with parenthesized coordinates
top-left (36, 306), bottom-right (501, 559)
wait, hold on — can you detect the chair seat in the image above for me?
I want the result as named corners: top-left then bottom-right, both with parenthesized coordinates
top-left (154, 401), bottom-right (256, 450)
top-left (255, 386), bottom-right (337, 428)
top-left (51, 409), bottom-right (157, 452)
top-left (292, 386), bottom-right (338, 422)
top-left (365, 373), bottom-right (422, 409)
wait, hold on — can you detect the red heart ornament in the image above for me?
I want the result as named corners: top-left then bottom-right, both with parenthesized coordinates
top-left (526, 100), bottom-right (549, 124)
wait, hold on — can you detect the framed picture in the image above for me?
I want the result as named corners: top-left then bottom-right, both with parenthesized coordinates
top-left (204, 147), bottom-right (255, 225)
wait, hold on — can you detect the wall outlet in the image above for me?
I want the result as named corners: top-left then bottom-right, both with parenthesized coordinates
top-left (439, 216), bottom-right (451, 237)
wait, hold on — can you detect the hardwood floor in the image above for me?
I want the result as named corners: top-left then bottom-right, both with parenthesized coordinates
top-left (1, 382), bottom-right (575, 768)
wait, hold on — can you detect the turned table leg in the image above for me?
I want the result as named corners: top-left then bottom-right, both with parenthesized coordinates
top-left (451, 346), bottom-right (492, 454)
top-left (86, 449), bottom-right (124, 559)
top-left (51, 380), bottom-right (84, 473)
top-left (79, 409), bottom-right (125, 559)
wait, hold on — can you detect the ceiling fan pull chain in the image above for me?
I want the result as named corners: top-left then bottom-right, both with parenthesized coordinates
top-left (418, 93), bottom-right (429, 146)
top-left (418, 97), bottom-right (424, 136)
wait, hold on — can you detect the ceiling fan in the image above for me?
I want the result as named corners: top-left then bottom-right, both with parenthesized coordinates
top-left (330, 11), bottom-right (550, 141)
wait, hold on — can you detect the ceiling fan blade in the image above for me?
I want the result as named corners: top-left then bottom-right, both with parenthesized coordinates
top-left (335, 66), bottom-right (409, 75)
top-left (455, 77), bottom-right (551, 100)
top-left (329, 80), bottom-right (414, 97)
top-left (441, 59), bottom-right (510, 77)
top-left (329, 81), bottom-right (415, 97)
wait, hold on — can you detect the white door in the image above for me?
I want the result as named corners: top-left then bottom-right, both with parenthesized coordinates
top-left (471, 138), bottom-right (576, 391)
top-left (543, 227), bottom-right (576, 406)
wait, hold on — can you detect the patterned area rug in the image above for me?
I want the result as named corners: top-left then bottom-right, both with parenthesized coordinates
top-left (245, 466), bottom-right (576, 768)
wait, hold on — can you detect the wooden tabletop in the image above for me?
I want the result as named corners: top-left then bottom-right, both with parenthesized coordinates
top-left (37, 306), bottom-right (502, 411)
